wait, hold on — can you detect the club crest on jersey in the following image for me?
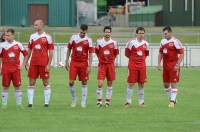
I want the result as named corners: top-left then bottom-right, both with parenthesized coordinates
top-left (104, 49), bottom-right (110, 55)
top-left (76, 46), bottom-right (83, 52)
top-left (163, 48), bottom-right (168, 54)
top-left (137, 50), bottom-right (143, 56)
top-left (8, 52), bottom-right (15, 57)
top-left (35, 44), bottom-right (41, 49)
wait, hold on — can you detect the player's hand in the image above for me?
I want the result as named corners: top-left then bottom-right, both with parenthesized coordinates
top-left (65, 61), bottom-right (69, 71)
top-left (0, 69), bottom-right (2, 76)
top-left (45, 64), bottom-right (51, 72)
top-left (19, 64), bottom-right (25, 70)
top-left (87, 66), bottom-right (91, 74)
top-left (174, 64), bottom-right (179, 71)
top-left (157, 64), bottom-right (162, 70)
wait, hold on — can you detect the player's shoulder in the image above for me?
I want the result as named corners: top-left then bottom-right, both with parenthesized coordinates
top-left (13, 40), bottom-right (23, 45)
top-left (127, 38), bottom-right (137, 43)
top-left (110, 38), bottom-right (117, 44)
top-left (143, 39), bottom-right (149, 45)
top-left (85, 35), bottom-right (92, 41)
top-left (172, 37), bottom-right (181, 43)
top-left (160, 38), bottom-right (167, 45)
top-left (0, 41), bottom-right (7, 47)
top-left (70, 34), bottom-right (79, 40)
top-left (96, 37), bottom-right (103, 43)
top-left (30, 32), bottom-right (38, 39)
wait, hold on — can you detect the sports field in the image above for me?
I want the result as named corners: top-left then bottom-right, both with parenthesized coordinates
top-left (0, 67), bottom-right (200, 132)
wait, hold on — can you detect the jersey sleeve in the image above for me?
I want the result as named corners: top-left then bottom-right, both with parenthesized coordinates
top-left (114, 41), bottom-right (119, 57)
top-left (28, 35), bottom-right (33, 50)
top-left (46, 35), bottom-right (54, 50)
top-left (68, 35), bottom-right (74, 49)
top-left (174, 39), bottom-right (184, 54)
top-left (95, 40), bottom-right (99, 56)
top-left (125, 40), bottom-right (132, 57)
top-left (159, 40), bottom-right (164, 53)
top-left (88, 38), bottom-right (94, 53)
top-left (18, 43), bottom-right (28, 57)
top-left (145, 42), bottom-right (149, 56)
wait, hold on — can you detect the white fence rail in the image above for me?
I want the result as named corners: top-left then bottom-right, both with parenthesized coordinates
top-left (22, 43), bottom-right (200, 67)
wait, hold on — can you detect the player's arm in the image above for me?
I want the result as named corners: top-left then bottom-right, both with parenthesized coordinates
top-left (19, 43), bottom-right (29, 70)
top-left (0, 58), bottom-right (2, 75)
top-left (125, 48), bottom-right (131, 58)
top-left (157, 52), bottom-right (163, 70)
top-left (145, 43), bottom-right (150, 57)
top-left (114, 41), bottom-right (119, 58)
top-left (45, 49), bottom-right (54, 72)
top-left (95, 41), bottom-right (99, 57)
top-left (88, 52), bottom-right (93, 74)
top-left (174, 40), bottom-right (184, 71)
top-left (87, 38), bottom-right (94, 74)
top-left (125, 41), bottom-right (131, 58)
top-left (65, 47), bottom-right (71, 71)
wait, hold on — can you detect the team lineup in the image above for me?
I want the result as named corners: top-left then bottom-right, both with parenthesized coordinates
top-left (0, 19), bottom-right (184, 109)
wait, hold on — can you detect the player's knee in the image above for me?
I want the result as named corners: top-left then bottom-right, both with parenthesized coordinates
top-left (13, 84), bottom-right (21, 88)
top-left (164, 84), bottom-right (170, 88)
top-left (3, 84), bottom-right (10, 88)
top-left (82, 81), bottom-right (87, 85)
top-left (69, 81), bottom-right (74, 87)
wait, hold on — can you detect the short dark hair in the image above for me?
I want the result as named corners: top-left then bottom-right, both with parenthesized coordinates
top-left (136, 27), bottom-right (145, 34)
top-left (0, 32), bottom-right (6, 42)
top-left (6, 28), bottom-right (15, 35)
top-left (163, 26), bottom-right (172, 32)
top-left (103, 26), bottom-right (112, 32)
top-left (80, 24), bottom-right (88, 31)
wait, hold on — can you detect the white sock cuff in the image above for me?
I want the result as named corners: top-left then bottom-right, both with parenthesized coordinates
top-left (44, 85), bottom-right (51, 89)
top-left (28, 86), bottom-right (35, 89)
top-left (82, 85), bottom-right (87, 88)
top-left (171, 88), bottom-right (178, 93)
top-left (107, 87), bottom-right (112, 90)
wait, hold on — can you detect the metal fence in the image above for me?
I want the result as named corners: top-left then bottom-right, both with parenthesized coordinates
top-left (21, 43), bottom-right (200, 67)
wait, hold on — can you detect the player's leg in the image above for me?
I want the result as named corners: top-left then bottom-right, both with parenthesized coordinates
top-left (105, 63), bottom-right (115, 107)
top-left (168, 69), bottom-right (180, 108)
top-left (96, 80), bottom-right (103, 107)
top-left (69, 62), bottom-right (77, 107)
top-left (42, 78), bottom-right (51, 107)
top-left (39, 66), bottom-right (51, 107)
top-left (27, 65), bottom-right (38, 107)
top-left (163, 68), bottom-right (171, 100)
top-left (105, 80), bottom-right (112, 107)
top-left (79, 63), bottom-right (89, 108)
top-left (12, 70), bottom-right (23, 107)
top-left (81, 80), bottom-right (87, 108)
top-left (125, 69), bottom-right (137, 107)
top-left (138, 69), bottom-right (146, 107)
top-left (1, 70), bottom-right (11, 108)
top-left (169, 83), bottom-right (178, 108)
top-left (138, 83), bottom-right (145, 107)
top-left (125, 82), bottom-right (136, 108)
top-left (96, 64), bottom-right (106, 107)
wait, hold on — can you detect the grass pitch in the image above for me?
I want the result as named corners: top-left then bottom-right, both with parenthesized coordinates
top-left (0, 67), bottom-right (200, 132)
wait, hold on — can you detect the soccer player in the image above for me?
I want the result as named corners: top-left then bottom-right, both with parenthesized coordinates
top-left (157, 26), bottom-right (184, 108)
top-left (65, 24), bottom-right (94, 108)
top-left (95, 26), bottom-right (119, 107)
top-left (0, 29), bottom-right (28, 108)
top-left (26, 19), bottom-right (54, 107)
top-left (124, 27), bottom-right (149, 108)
